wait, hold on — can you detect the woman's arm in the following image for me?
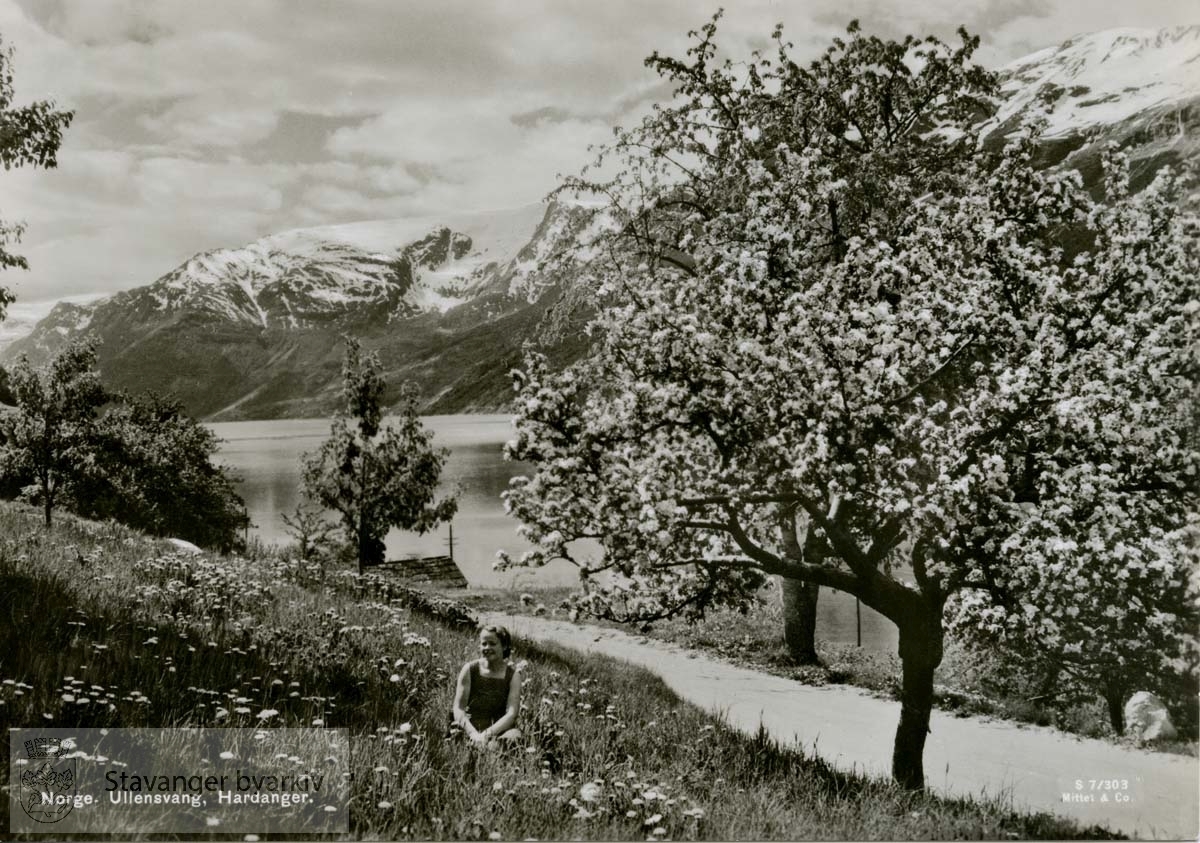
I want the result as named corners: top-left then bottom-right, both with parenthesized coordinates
top-left (452, 663), bottom-right (480, 738)
top-left (480, 668), bottom-right (523, 740)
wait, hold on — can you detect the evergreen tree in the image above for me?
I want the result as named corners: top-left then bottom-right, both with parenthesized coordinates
top-left (303, 338), bottom-right (457, 573)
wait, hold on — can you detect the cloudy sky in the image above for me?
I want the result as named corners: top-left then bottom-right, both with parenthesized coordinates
top-left (0, 0), bottom-right (1194, 318)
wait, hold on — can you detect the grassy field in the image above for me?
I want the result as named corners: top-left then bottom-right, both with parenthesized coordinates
top-left (452, 586), bottom-right (1198, 755)
top-left (0, 502), bottom-right (1117, 840)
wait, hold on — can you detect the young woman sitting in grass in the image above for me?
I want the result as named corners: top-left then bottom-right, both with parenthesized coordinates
top-left (452, 624), bottom-right (523, 746)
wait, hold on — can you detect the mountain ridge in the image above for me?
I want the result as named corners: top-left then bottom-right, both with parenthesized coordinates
top-left (1, 200), bottom-right (588, 420)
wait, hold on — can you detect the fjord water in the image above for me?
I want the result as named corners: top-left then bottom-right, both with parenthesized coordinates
top-left (209, 414), bottom-right (896, 649)
top-left (208, 415), bottom-right (576, 589)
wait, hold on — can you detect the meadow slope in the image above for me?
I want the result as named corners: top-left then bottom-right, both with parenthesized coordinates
top-left (0, 501), bottom-right (1119, 840)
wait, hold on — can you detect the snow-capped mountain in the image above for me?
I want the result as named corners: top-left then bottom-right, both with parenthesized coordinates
top-left (12, 202), bottom-right (558, 345)
top-left (1, 201), bottom-right (584, 419)
top-left (991, 26), bottom-right (1199, 136)
top-left (139, 203), bottom-right (559, 328)
top-left (983, 26), bottom-right (1200, 190)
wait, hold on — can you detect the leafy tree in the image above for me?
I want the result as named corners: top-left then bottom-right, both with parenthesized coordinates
top-left (1, 35), bottom-right (74, 320)
top-left (69, 391), bottom-right (248, 552)
top-left (303, 338), bottom-right (457, 573)
top-left (503, 18), bottom-right (1199, 790)
top-left (0, 340), bottom-right (106, 527)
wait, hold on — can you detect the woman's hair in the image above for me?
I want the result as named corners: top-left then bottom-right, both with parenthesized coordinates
top-left (480, 624), bottom-right (512, 658)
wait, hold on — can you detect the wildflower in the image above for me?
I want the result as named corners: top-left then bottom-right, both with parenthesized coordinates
top-left (579, 782), bottom-right (602, 803)
top-left (256, 709), bottom-right (279, 721)
top-left (206, 817), bottom-right (221, 827)
top-left (389, 674), bottom-right (401, 683)
top-left (244, 836), bottom-right (260, 842)
top-left (571, 807), bottom-right (595, 820)
top-left (378, 801), bottom-right (393, 810)
top-left (219, 751), bottom-right (236, 760)
top-left (489, 833), bottom-right (502, 841)
top-left (398, 722), bottom-right (413, 734)
top-left (312, 719), bottom-right (325, 727)
top-left (644, 814), bottom-right (663, 826)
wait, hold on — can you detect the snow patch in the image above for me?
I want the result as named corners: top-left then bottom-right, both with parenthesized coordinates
top-left (989, 26), bottom-right (1200, 138)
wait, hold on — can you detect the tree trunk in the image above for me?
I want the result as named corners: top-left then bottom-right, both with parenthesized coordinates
top-left (779, 522), bottom-right (827, 665)
top-left (1103, 680), bottom-right (1126, 735)
top-left (892, 617), bottom-right (943, 790)
top-left (781, 577), bottom-right (821, 665)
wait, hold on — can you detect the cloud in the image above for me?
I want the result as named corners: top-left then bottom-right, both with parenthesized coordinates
top-left (139, 97), bottom-right (281, 150)
top-left (510, 106), bottom-right (576, 129)
top-left (132, 157), bottom-right (286, 215)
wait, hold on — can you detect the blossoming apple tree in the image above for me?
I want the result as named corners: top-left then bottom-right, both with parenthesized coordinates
top-left (502, 17), bottom-right (1199, 789)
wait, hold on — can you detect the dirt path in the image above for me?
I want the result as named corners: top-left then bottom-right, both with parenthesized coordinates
top-left (480, 611), bottom-right (1199, 840)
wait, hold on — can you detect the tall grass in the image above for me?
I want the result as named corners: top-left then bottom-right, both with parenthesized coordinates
top-left (0, 502), bottom-right (1116, 840)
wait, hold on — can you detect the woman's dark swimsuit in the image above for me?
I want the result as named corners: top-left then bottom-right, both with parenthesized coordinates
top-left (465, 662), bottom-right (514, 731)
